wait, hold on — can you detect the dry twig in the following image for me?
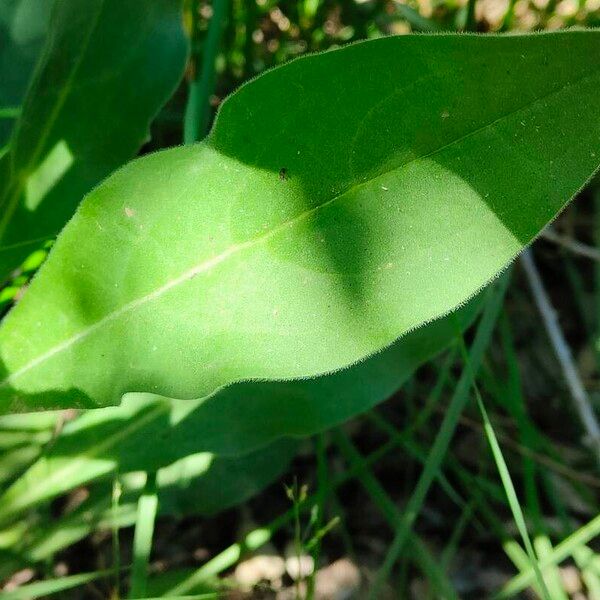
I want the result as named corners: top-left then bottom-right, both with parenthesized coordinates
top-left (521, 249), bottom-right (600, 468)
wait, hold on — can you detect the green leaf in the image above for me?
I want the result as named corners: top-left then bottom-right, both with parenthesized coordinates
top-left (0, 0), bottom-right (53, 146)
top-left (0, 0), bottom-right (188, 279)
top-left (0, 32), bottom-right (599, 414)
top-left (0, 440), bottom-right (297, 578)
top-left (0, 298), bottom-right (478, 521)
top-left (150, 438), bottom-right (298, 517)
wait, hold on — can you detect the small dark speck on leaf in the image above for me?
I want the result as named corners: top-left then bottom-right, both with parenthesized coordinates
top-left (279, 167), bottom-right (288, 181)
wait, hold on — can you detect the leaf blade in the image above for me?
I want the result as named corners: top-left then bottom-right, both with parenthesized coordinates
top-left (0, 31), bottom-right (598, 414)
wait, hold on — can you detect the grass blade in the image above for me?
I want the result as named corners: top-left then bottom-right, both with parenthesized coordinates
top-left (334, 430), bottom-right (460, 600)
top-left (369, 273), bottom-right (510, 597)
top-left (497, 512), bottom-right (600, 598)
top-left (0, 570), bottom-right (112, 600)
top-left (163, 439), bottom-right (405, 596)
top-left (129, 473), bottom-right (159, 599)
top-left (456, 332), bottom-right (551, 600)
top-left (0, 107), bottom-right (20, 120)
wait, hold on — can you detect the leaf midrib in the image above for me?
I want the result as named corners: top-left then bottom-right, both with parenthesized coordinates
top-left (2, 66), bottom-right (599, 390)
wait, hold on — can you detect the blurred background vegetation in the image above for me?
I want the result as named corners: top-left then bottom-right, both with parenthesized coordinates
top-left (153, 0), bottom-right (600, 151)
top-left (1, 0), bottom-right (600, 599)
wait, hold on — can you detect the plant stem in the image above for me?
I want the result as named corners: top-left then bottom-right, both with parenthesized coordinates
top-left (306, 434), bottom-right (327, 599)
top-left (184, 0), bottom-right (229, 143)
top-left (465, 0), bottom-right (478, 30)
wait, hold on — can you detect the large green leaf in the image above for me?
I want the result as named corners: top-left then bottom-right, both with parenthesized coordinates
top-left (0, 32), bottom-right (599, 413)
top-left (0, 0), bottom-right (188, 279)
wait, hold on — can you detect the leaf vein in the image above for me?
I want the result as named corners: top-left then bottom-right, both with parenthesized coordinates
top-left (2, 66), bottom-right (598, 389)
